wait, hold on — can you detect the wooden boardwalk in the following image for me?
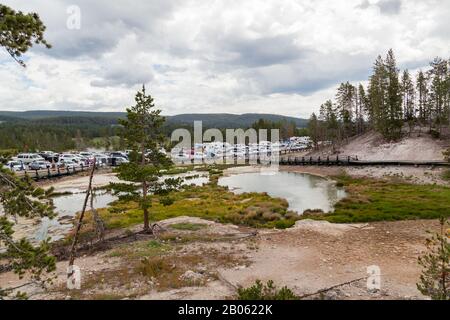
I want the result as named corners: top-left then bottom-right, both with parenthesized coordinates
top-left (279, 155), bottom-right (450, 167)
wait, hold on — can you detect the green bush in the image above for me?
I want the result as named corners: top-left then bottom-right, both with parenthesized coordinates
top-left (237, 280), bottom-right (298, 300)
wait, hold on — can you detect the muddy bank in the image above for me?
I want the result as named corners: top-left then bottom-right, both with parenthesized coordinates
top-left (280, 165), bottom-right (448, 186)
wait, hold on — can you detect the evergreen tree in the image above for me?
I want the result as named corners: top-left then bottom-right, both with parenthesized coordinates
top-left (109, 86), bottom-right (180, 233)
top-left (0, 4), bottom-right (51, 66)
top-left (417, 217), bottom-right (449, 300)
top-left (0, 168), bottom-right (56, 298)
top-left (356, 84), bottom-right (368, 134)
top-left (307, 113), bottom-right (320, 148)
top-left (368, 55), bottom-right (389, 137)
top-left (335, 82), bottom-right (356, 140)
top-left (401, 70), bottom-right (416, 135)
top-left (428, 57), bottom-right (449, 135)
top-left (0, 4), bottom-right (55, 299)
top-left (384, 49), bottom-right (403, 140)
top-left (416, 70), bottom-right (429, 127)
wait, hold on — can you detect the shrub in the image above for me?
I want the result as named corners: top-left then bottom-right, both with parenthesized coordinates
top-left (237, 280), bottom-right (298, 300)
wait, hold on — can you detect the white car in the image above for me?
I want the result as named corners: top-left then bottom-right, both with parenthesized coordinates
top-left (15, 153), bottom-right (45, 165)
top-left (6, 160), bottom-right (25, 172)
top-left (115, 156), bottom-right (129, 165)
top-left (56, 160), bottom-right (77, 169)
top-left (28, 161), bottom-right (51, 170)
top-left (59, 154), bottom-right (82, 163)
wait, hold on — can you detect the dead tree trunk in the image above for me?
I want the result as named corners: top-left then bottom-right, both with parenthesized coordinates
top-left (68, 159), bottom-right (96, 267)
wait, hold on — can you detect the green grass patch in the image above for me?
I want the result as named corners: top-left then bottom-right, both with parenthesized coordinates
top-left (108, 239), bottom-right (171, 259)
top-left (311, 174), bottom-right (450, 223)
top-left (94, 183), bottom-right (298, 231)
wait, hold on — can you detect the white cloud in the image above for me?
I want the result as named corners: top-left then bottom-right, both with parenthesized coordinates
top-left (1, 0), bottom-right (449, 117)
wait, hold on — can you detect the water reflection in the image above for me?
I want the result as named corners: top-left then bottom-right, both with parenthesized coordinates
top-left (218, 171), bottom-right (346, 214)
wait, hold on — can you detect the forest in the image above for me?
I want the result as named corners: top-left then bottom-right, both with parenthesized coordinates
top-left (308, 50), bottom-right (450, 148)
top-left (0, 112), bottom-right (307, 152)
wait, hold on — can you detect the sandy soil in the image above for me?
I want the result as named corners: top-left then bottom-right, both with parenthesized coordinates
top-left (309, 130), bottom-right (448, 161)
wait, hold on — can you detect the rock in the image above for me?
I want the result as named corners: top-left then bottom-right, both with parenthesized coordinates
top-left (196, 265), bottom-right (207, 274)
top-left (179, 270), bottom-right (204, 283)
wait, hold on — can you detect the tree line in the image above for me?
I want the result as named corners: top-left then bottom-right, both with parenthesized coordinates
top-left (308, 50), bottom-right (450, 149)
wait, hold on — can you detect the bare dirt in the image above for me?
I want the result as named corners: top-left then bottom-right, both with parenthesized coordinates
top-left (0, 216), bottom-right (439, 300)
top-left (336, 131), bottom-right (446, 161)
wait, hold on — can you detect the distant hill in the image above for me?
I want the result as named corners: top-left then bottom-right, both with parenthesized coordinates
top-left (167, 113), bottom-right (308, 128)
top-left (0, 110), bottom-right (308, 151)
top-left (0, 111), bottom-right (308, 128)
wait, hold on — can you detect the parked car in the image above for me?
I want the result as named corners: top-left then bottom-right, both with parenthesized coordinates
top-left (28, 161), bottom-right (51, 170)
top-left (6, 160), bottom-right (25, 172)
top-left (59, 154), bottom-right (82, 164)
top-left (110, 152), bottom-right (128, 159)
top-left (39, 152), bottom-right (59, 162)
top-left (95, 156), bottom-right (108, 167)
top-left (56, 160), bottom-right (77, 169)
top-left (15, 153), bottom-right (45, 165)
top-left (108, 156), bottom-right (129, 166)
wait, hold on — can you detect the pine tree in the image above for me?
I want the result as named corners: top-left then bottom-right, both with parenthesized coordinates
top-left (109, 86), bottom-right (180, 233)
top-left (416, 70), bottom-right (429, 128)
top-left (384, 49), bottom-right (403, 140)
top-left (401, 70), bottom-right (416, 135)
top-left (308, 113), bottom-right (320, 149)
top-left (335, 82), bottom-right (356, 140)
top-left (368, 55), bottom-right (389, 137)
top-left (417, 217), bottom-right (450, 300)
top-left (428, 57), bottom-right (449, 136)
top-left (357, 84), bottom-right (368, 134)
top-left (0, 4), bottom-right (55, 299)
top-left (0, 4), bottom-right (51, 66)
top-left (0, 168), bottom-right (56, 298)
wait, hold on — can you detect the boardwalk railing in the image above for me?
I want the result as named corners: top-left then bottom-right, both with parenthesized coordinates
top-left (14, 163), bottom-right (99, 181)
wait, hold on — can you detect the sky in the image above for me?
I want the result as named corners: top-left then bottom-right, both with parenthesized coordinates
top-left (1, 0), bottom-right (449, 118)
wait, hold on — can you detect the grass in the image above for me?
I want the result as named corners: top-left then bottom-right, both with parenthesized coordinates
top-left (84, 182), bottom-right (298, 232)
top-left (108, 239), bottom-right (172, 259)
top-left (309, 174), bottom-right (450, 223)
top-left (442, 169), bottom-right (450, 181)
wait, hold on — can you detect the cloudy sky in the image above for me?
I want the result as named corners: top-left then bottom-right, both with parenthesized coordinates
top-left (1, 0), bottom-right (449, 117)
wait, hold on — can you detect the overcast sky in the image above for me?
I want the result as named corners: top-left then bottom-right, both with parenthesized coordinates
top-left (1, 0), bottom-right (449, 117)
